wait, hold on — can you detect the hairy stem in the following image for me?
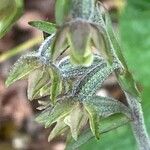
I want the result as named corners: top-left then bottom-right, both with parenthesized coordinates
top-left (125, 93), bottom-right (150, 150)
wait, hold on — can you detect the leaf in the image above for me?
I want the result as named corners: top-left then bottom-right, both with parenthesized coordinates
top-left (73, 62), bottom-right (121, 99)
top-left (55, 0), bottom-right (72, 26)
top-left (66, 114), bottom-right (129, 150)
top-left (6, 53), bottom-right (41, 86)
top-left (64, 103), bottom-right (88, 140)
top-left (29, 20), bottom-right (56, 34)
top-left (0, 0), bottom-right (23, 38)
top-left (84, 104), bottom-right (100, 139)
top-left (27, 67), bottom-right (50, 100)
top-left (36, 98), bottom-right (76, 128)
top-left (83, 96), bottom-right (131, 118)
top-left (48, 118), bottom-right (69, 142)
top-left (58, 55), bottom-right (105, 78)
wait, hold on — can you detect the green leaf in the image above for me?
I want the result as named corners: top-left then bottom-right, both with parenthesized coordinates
top-left (55, 0), bottom-right (72, 26)
top-left (66, 114), bottom-right (129, 150)
top-left (27, 67), bottom-right (50, 100)
top-left (73, 62), bottom-right (121, 99)
top-left (48, 118), bottom-right (69, 142)
top-left (83, 96), bottom-right (131, 118)
top-left (64, 103), bottom-right (88, 140)
top-left (6, 53), bottom-right (41, 86)
top-left (0, 0), bottom-right (23, 38)
top-left (84, 104), bottom-right (100, 139)
top-left (36, 98), bottom-right (75, 128)
top-left (58, 55), bottom-right (104, 78)
top-left (29, 20), bottom-right (56, 34)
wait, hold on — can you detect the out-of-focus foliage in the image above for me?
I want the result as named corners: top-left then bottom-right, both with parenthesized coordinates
top-left (0, 0), bottom-right (23, 38)
top-left (120, 0), bottom-right (150, 88)
top-left (80, 0), bottom-right (150, 149)
top-left (28, 20), bottom-right (56, 35)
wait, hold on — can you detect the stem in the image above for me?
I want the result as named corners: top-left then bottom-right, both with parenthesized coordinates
top-left (125, 93), bottom-right (150, 150)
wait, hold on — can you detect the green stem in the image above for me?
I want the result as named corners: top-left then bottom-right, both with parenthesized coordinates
top-left (0, 36), bottom-right (43, 63)
top-left (125, 93), bottom-right (150, 150)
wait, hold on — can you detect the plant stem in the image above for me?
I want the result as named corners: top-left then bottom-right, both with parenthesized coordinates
top-left (125, 93), bottom-right (150, 150)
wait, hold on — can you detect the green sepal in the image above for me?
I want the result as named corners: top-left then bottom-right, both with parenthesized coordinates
top-left (48, 118), bottom-right (69, 142)
top-left (84, 104), bottom-right (100, 139)
top-left (27, 67), bottom-right (50, 100)
top-left (64, 103), bottom-right (88, 140)
top-left (36, 98), bottom-right (76, 128)
top-left (6, 52), bottom-right (41, 87)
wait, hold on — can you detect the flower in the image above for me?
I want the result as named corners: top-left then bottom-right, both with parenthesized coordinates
top-left (52, 18), bottom-right (106, 66)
